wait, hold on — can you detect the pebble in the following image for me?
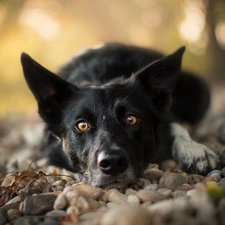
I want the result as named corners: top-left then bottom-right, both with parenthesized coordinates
top-left (144, 183), bottom-right (158, 191)
top-left (127, 194), bottom-right (140, 205)
top-left (159, 159), bottom-right (176, 171)
top-left (79, 211), bottom-right (105, 221)
top-left (100, 205), bottom-right (151, 225)
top-left (73, 183), bottom-right (102, 200)
top-left (186, 189), bottom-right (197, 197)
top-left (202, 176), bottom-right (216, 184)
top-left (143, 168), bottom-right (163, 180)
top-left (54, 192), bottom-right (67, 210)
top-left (125, 188), bottom-right (137, 196)
top-left (173, 190), bottom-right (187, 198)
top-left (175, 184), bottom-right (192, 191)
top-left (107, 189), bottom-right (127, 202)
top-left (207, 170), bottom-right (222, 182)
top-left (66, 205), bottom-right (80, 214)
top-left (221, 167), bottom-right (225, 177)
top-left (38, 220), bottom-right (59, 225)
top-left (22, 194), bottom-right (57, 215)
top-left (137, 189), bottom-right (168, 203)
top-left (14, 216), bottom-right (42, 225)
top-left (45, 209), bottom-right (67, 218)
top-left (157, 188), bottom-right (172, 198)
top-left (7, 208), bottom-right (21, 221)
top-left (0, 209), bottom-right (7, 225)
top-left (159, 171), bottom-right (187, 191)
top-left (187, 174), bottom-right (205, 184)
top-left (219, 124), bottom-right (225, 144)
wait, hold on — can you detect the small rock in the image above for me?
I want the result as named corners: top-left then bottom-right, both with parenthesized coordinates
top-left (66, 205), bottom-right (80, 215)
top-left (69, 195), bottom-right (101, 212)
top-left (157, 188), bottom-right (172, 198)
top-left (159, 159), bottom-right (176, 171)
top-left (187, 174), bottom-right (205, 184)
top-left (107, 189), bottom-right (127, 202)
top-left (137, 189), bottom-right (167, 203)
top-left (147, 163), bottom-right (159, 169)
top-left (23, 194), bottom-right (57, 216)
top-left (0, 209), bottom-right (7, 225)
top-left (73, 183), bottom-right (102, 200)
top-left (144, 184), bottom-right (158, 191)
top-left (202, 176), bottom-right (216, 184)
top-left (219, 124), bottom-right (225, 144)
top-left (207, 170), bottom-right (222, 182)
top-left (54, 192), bottom-right (67, 210)
top-left (137, 178), bottom-right (150, 188)
top-left (125, 189), bottom-right (137, 196)
top-left (195, 182), bottom-right (206, 192)
top-left (79, 211), bottom-right (104, 221)
top-left (100, 205), bottom-right (151, 225)
top-left (7, 208), bottom-right (21, 221)
top-left (220, 178), bottom-right (225, 184)
top-left (5, 196), bottom-right (22, 205)
top-left (221, 167), bottom-right (225, 177)
top-left (143, 168), bottom-right (163, 180)
top-left (14, 216), bottom-right (42, 225)
top-left (127, 194), bottom-right (140, 205)
top-left (173, 190), bottom-right (187, 198)
top-left (1, 175), bottom-right (15, 186)
top-left (141, 201), bottom-right (152, 208)
top-left (187, 189), bottom-right (197, 196)
top-left (52, 179), bottom-right (67, 187)
top-left (159, 172), bottom-right (187, 191)
top-left (175, 184), bottom-right (192, 191)
top-left (38, 220), bottom-right (59, 225)
top-left (45, 209), bottom-right (67, 218)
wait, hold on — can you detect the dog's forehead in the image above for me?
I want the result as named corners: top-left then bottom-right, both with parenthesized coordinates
top-left (68, 84), bottom-right (141, 116)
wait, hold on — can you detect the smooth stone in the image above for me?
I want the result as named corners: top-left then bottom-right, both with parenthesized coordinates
top-left (137, 190), bottom-right (167, 203)
top-left (100, 205), bottom-right (151, 225)
top-left (159, 172), bottom-right (187, 191)
top-left (23, 194), bottom-right (57, 216)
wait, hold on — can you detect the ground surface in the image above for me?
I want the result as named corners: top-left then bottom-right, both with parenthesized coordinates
top-left (1, 84), bottom-right (225, 225)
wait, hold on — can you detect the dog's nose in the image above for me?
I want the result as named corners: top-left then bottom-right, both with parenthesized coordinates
top-left (98, 150), bottom-right (128, 174)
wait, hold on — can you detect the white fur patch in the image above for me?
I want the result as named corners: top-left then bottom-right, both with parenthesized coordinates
top-left (171, 123), bottom-right (219, 173)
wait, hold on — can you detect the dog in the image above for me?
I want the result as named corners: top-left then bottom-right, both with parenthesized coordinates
top-left (21, 43), bottom-right (219, 189)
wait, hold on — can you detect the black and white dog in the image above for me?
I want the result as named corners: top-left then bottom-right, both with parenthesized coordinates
top-left (21, 43), bottom-right (219, 189)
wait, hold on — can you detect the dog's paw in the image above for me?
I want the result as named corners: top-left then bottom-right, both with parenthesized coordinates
top-left (172, 137), bottom-right (219, 175)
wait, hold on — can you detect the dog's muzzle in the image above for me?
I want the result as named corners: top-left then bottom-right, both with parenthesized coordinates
top-left (97, 150), bottom-right (128, 175)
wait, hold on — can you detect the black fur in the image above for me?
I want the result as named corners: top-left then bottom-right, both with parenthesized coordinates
top-left (21, 43), bottom-right (211, 188)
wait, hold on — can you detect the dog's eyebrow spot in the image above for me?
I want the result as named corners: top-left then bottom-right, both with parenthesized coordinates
top-left (103, 116), bottom-right (106, 120)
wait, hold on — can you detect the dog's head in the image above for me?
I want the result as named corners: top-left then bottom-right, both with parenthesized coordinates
top-left (21, 46), bottom-right (185, 189)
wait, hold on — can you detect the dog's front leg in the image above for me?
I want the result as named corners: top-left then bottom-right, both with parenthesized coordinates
top-left (171, 122), bottom-right (219, 174)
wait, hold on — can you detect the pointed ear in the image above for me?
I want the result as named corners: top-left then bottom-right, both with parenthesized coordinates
top-left (133, 46), bottom-right (185, 115)
top-left (21, 53), bottom-right (78, 133)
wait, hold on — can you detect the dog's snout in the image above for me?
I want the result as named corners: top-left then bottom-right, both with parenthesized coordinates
top-left (98, 150), bottom-right (128, 174)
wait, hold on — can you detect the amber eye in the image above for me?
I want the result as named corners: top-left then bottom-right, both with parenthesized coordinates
top-left (77, 121), bottom-right (89, 131)
top-left (126, 115), bottom-right (138, 125)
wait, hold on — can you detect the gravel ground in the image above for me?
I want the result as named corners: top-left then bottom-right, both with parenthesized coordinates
top-left (1, 84), bottom-right (225, 225)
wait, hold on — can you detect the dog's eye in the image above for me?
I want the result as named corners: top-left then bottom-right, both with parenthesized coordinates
top-left (77, 121), bottom-right (89, 131)
top-left (126, 115), bottom-right (138, 125)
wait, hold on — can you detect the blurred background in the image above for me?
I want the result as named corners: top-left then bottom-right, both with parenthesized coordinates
top-left (1, 0), bottom-right (225, 117)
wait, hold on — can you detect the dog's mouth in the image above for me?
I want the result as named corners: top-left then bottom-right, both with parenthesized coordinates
top-left (86, 167), bottom-right (137, 189)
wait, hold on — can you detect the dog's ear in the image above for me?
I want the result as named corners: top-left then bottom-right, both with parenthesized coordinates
top-left (133, 46), bottom-right (185, 115)
top-left (21, 53), bottom-right (78, 133)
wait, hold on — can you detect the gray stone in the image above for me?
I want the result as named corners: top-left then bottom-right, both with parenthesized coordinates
top-left (137, 189), bottom-right (168, 203)
top-left (23, 194), bottom-right (57, 216)
top-left (14, 216), bottom-right (42, 225)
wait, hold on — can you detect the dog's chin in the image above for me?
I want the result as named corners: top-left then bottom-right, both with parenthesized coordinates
top-left (89, 168), bottom-right (137, 190)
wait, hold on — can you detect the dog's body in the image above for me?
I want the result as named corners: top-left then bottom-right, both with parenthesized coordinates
top-left (21, 43), bottom-right (219, 189)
